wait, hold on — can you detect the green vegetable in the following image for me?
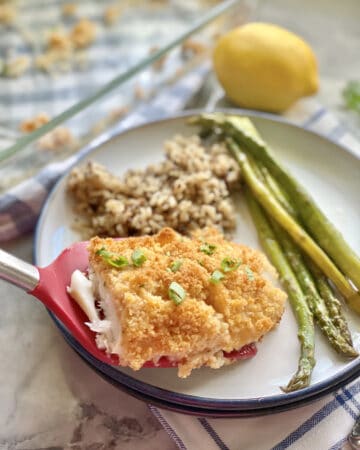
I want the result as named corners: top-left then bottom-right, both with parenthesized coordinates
top-left (96, 247), bottom-right (129, 269)
top-left (131, 249), bottom-right (147, 267)
top-left (200, 242), bottom-right (217, 255)
top-left (169, 281), bottom-right (186, 305)
top-left (210, 270), bottom-right (225, 284)
top-left (245, 188), bottom-right (315, 392)
top-left (308, 260), bottom-right (354, 347)
top-left (225, 137), bottom-right (360, 309)
top-left (221, 257), bottom-right (241, 273)
top-left (271, 220), bottom-right (357, 357)
top-left (343, 81), bottom-right (360, 113)
top-left (189, 113), bottom-right (360, 391)
top-left (244, 266), bottom-right (254, 281)
top-left (190, 113), bottom-right (360, 296)
top-left (169, 260), bottom-right (183, 273)
top-left (255, 160), bottom-right (356, 356)
top-left (258, 165), bottom-right (297, 218)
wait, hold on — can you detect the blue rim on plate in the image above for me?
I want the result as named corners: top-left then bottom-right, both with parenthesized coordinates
top-left (34, 109), bottom-right (360, 415)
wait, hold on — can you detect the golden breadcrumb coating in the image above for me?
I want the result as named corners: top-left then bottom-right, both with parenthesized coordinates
top-left (88, 227), bottom-right (286, 377)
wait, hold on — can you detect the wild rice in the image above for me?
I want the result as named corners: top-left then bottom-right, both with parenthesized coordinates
top-left (67, 134), bottom-right (240, 238)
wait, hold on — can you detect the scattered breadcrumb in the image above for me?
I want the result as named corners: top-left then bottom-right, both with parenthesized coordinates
top-left (38, 126), bottom-right (74, 151)
top-left (2, 55), bottom-right (31, 78)
top-left (20, 113), bottom-right (50, 133)
top-left (181, 38), bottom-right (207, 57)
top-left (36, 29), bottom-right (74, 73)
top-left (35, 49), bottom-right (72, 73)
top-left (70, 19), bottom-right (96, 49)
top-left (90, 119), bottom-right (107, 137)
top-left (0, 3), bottom-right (16, 25)
top-left (108, 105), bottom-right (129, 122)
top-left (35, 52), bottom-right (56, 73)
top-left (62, 3), bottom-right (77, 18)
top-left (87, 227), bottom-right (286, 377)
top-left (104, 4), bottom-right (122, 26)
top-left (134, 84), bottom-right (146, 100)
top-left (174, 67), bottom-right (184, 78)
top-left (67, 134), bottom-right (240, 238)
top-left (47, 30), bottom-right (73, 52)
top-left (149, 46), bottom-right (167, 71)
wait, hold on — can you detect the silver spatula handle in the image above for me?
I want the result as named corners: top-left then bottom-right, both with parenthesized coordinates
top-left (0, 249), bottom-right (39, 291)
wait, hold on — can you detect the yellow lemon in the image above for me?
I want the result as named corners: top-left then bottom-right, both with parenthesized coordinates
top-left (213, 22), bottom-right (319, 113)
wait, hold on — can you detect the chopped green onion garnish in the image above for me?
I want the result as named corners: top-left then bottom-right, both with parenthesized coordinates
top-left (169, 260), bottom-right (183, 273)
top-left (169, 281), bottom-right (186, 305)
top-left (210, 270), bottom-right (225, 284)
top-left (199, 242), bottom-right (217, 255)
top-left (221, 257), bottom-right (242, 273)
top-left (96, 247), bottom-right (129, 269)
top-left (131, 249), bottom-right (147, 267)
top-left (245, 266), bottom-right (254, 281)
top-left (343, 80), bottom-right (360, 114)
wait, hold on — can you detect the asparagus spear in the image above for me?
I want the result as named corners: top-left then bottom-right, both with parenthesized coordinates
top-left (259, 166), bottom-right (297, 218)
top-left (246, 154), bottom-right (356, 354)
top-left (245, 188), bottom-right (315, 392)
top-left (189, 113), bottom-right (360, 292)
top-left (308, 260), bottom-right (354, 347)
top-left (226, 138), bottom-right (360, 312)
top-left (257, 163), bottom-right (354, 348)
top-left (247, 154), bottom-right (356, 355)
top-left (270, 221), bottom-right (357, 357)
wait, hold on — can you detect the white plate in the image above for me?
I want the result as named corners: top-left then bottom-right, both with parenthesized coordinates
top-left (35, 111), bottom-right (360, 412)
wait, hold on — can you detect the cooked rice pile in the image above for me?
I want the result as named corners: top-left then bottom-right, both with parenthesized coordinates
top-left (67, 134), bottom-right (240, 238)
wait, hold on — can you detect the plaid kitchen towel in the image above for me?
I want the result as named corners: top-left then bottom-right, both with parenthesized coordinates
top-left (150, 378), bottom-right (360, 450)
top-left (150, 97), bottom-right (360, 450)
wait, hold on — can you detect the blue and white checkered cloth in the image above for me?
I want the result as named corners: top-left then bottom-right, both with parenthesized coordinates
top-left (149, 97), bottom-right (360, 450)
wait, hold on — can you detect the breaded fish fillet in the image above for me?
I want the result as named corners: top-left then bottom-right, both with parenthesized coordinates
top-left (70, 227), bottom-right (286, 377)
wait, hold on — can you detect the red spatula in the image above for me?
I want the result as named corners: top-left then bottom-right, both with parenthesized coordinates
top-left (0, 242), bottom-right (257, 367)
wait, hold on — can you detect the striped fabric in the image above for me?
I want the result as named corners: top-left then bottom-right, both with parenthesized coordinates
top-left (151, 98), bottom-right (360, 450)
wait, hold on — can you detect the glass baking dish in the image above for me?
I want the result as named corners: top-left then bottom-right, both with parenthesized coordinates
top-left (0, 0), bottom-right (257, 192)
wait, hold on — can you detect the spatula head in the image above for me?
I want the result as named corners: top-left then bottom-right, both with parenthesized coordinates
top-left (30, 241), bottom-right (257, 367)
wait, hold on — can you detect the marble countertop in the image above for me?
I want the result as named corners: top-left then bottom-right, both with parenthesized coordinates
top-left (1, 1), bottom-right (359, 449)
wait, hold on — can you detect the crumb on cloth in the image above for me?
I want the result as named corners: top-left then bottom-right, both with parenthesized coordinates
top-left (149, 46), bottom-right (167, 71)
top-left (70, 19), bottom-right (97, 49)
top-left (20, 113), bottom-right (50, 133)
top-left (62, 3), bottom-right (77, 17)
top-left (104, 4), bottom-right (122, 26)
top-left (181, 38), bottom-right (207, 57)
top-left (38, 126), bottom-right (75, 151)
top-left (2, 55), bottom-right (31, 78)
